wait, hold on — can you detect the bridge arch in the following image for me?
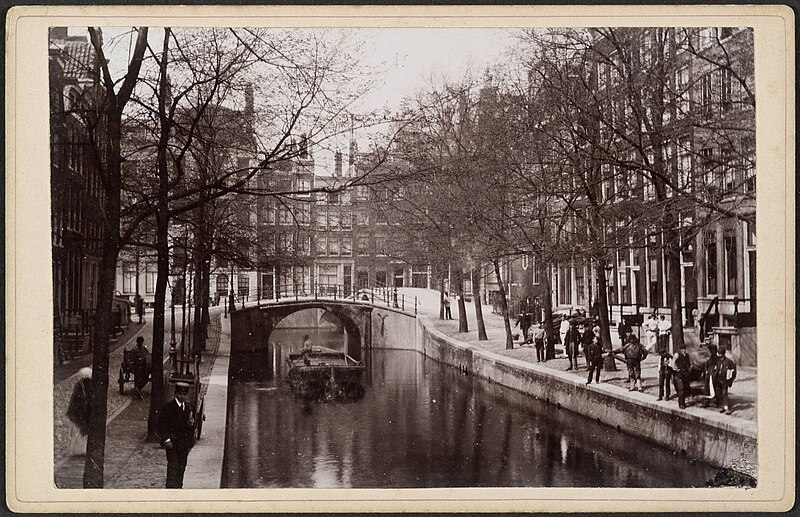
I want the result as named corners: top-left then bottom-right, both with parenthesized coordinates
top-left (229, 300), bottom-right (373, 378)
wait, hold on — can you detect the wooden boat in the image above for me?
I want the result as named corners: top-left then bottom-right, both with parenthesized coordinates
top-left (286, 346), bottom-right (365, 400)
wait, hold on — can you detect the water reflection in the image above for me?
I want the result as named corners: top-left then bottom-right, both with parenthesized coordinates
top-left (223, 344), bottom-right (716, 488)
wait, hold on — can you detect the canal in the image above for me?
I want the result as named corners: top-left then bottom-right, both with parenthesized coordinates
top-left (222, 325), bottom-right (716, 488)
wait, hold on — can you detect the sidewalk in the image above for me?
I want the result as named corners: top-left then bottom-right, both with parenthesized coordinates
top-left (54, 309), bottom-right (223, 488)
top-left (403, 287), bottom-right (756, 424)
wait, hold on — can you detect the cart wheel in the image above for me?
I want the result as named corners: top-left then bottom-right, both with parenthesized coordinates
top-left (195, 398), bottom-right (205, 440)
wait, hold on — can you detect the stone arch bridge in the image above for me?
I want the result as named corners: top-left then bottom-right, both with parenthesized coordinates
top-left (229, 299), bottom-right (380, 377)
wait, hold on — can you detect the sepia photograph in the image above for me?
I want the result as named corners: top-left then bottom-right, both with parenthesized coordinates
top-left (5, 5), bottom-right (795, 513)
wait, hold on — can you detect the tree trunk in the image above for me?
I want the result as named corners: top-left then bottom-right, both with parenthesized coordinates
top-left (146, 28), bottom-right (172, 441)
top-left (472, 267), bottom-right (487, 340)
top-left (192, 203), bottom-right (208, 356)
top-left (455, 267), bottom-right (468, 333)
top-left (594, 259), bottom-right (617, 371)
top-left (493, 259), bottom-right (514, 349)
top-left (83, 26), bottom-right (148, 487)
top-left (666, 227), bottom-right (685, 353)
top-left (542, 264), bottom-right (556, 360)
top-left (83, 230), bottom-right (119, 488)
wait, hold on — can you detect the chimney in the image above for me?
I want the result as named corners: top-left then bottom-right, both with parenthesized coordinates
top-left (300, 133), bottom-right (308, 158)
top-left (348, 139), bottom-right (357, 166)
top-left (244, 84), bottom-right (253, 118)
top-left (334, 151), bottom-right (342, 177)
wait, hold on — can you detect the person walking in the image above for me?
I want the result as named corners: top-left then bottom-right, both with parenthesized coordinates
top-left (585, 333), bottom-right (604, 385)
top-left (611, 330), bottom-right (648, 391)
top-left (644, 314), bottom-right (658, 352)
top-left (443, 292), bottom-right (452, 320)
top-left (134, 293), bottom-right (145, 324)
top-left (66, 367), bottom-right (92, 456)
top-left (532, 323), bottom-right (546, 362)
top-left (672, 343), bottom-right (691, 409)
top-left (518, 313), bottom-right (532, 344)
top-left (159, 382), bottom-right (196, 488)
top-left (617, 319), bottom-right (632, 345)
top-left (657, 349), bottom-right (673, 401)
top-left (656, 315), bottom-right (671, 354)
top-left (713, 346), bottom-right (737, 414)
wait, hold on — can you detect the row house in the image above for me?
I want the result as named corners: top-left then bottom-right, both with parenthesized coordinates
top-left (50, 28), bottom-right (126, 359)
top-left (482, 27), bottom-right (755, 364)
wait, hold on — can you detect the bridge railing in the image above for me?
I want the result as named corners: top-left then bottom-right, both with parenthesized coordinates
top-left (228, 283), bottom-right (418, 315)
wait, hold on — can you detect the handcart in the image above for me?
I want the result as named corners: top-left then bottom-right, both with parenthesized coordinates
top-left (166, 354), bottom-right (206, 440)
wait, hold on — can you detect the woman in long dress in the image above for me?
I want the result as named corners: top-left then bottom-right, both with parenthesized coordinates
top-left (66, 367), bottom-right (92, 456)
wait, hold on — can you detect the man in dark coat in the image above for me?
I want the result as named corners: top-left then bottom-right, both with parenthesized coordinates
top-left (672, 343), bottom-right (691, 409)
top-left (581, 324), bottom-right (594, 370)
top-left (713, 346), bottom-right (737, 414)
top-left (134, 294), bottom-right (145, 324)
top-left (585, 334), bottom-right (604, 385)
top-left (565, 322), bottom-right (581, 370)
top-left (159, 382), bottom-right (196, 488)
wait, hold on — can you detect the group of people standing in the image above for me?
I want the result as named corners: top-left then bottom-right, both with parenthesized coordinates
top-left (515, 312), bottom-right (739, 414)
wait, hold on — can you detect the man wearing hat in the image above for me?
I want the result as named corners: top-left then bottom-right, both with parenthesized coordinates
top-left (158, 382), bottom-right (196, 488)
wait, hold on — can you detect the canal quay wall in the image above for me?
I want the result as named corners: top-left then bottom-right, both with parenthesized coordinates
top-left (371, 311), bottom-right (756, 471)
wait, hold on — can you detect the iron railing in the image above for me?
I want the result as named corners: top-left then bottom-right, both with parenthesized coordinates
top-left (227, 283), bottom-right (419, 316)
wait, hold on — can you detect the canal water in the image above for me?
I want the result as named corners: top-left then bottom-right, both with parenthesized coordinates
top-left (222, 327), bottom-right (716, 488)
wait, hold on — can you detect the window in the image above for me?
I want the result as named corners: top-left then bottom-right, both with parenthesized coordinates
top-left (355, 210), bottom-right (369, 226)
top-left (145, 269), bottom-right (156, 294)
top-left (699, 73), bottom-right (713, 115)
top-left (238, 275), bottom-right (250, 300)
top-left (328, 209), bottom-right (340, 230)
top-left (724, 230), bottom-right (738, 295)
top-left (746, 222), bottom-right (756, 247)
top-left (341, 236), bottom-right (352, 256)
top-left (700, 148), bottom-right (716, 193)
top-left (328, 236), bottom-right (340, 256)
top-left (327, 192), bottom-right (340, 204)
top-left (319, 265), bottom-right (338, 289)
top-left (315, 235), bottom-right (326, 256)
top-left (316, 208), bottom-right (327, 228)
top-left (558, 265), bottom-right (572, 306)
top-left (341, 210), bottom-right (352, 229)
top-left (356, 235), bottom-right (369, 255)
top-left (720, 67), bottom-right (733, 111)
top-left (262, 200), bottom-right (275, 224)
top-left (356, 185), bottom-right (369, 200)
top-left (278, 232), bottom-right (293, 253)
top-left (721, 148), bottom-right (736, 193)
top-left (123, 262), bottom-right (136, 293)
top-left (678, 141), bottom-right (692, 192)
top-left (705, 232), bottom-right (718, 294)
top-left (297, 204), bottom-right (310, 224)
top-left (375, 236), bottom-right (387, 255)
top-left (297, 178), bottom-right (310, 191)
top-left (532, 256), bottom-right (540, 285)
top-left (279, 206), bottom-right (292, 224)
top-left (216, 274), bottom-right (228, 297)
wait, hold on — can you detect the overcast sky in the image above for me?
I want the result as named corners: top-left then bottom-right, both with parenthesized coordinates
top-left (64, 27), bottom-right (517, 173)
